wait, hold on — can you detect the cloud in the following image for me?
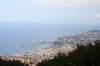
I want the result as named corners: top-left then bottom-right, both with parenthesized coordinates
top-left (94, 14), bottom-right (100, 18)
top-left (36, 0), bottom-right (100, 7)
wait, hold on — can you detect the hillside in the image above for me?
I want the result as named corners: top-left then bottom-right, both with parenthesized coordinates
top-left (1, 30), bottom-right (100, 66)
top-left (1, 46), bottom-right (74, 66)
top-left (36, 40), bottom-right (100, 66)
top-left (52, 30), bottom-right (100, 47)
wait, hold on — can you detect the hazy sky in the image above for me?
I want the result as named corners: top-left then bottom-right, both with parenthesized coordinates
top-left (0, 0), bottom-right (100, 24)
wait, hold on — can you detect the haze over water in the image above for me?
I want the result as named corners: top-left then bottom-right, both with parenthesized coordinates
top-left (0, 22), bottom-right (100, 55)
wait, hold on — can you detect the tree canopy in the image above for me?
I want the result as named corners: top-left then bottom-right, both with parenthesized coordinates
top-left (36, 40), bottom-right (100, 66)
top-left (0, 58), bottom-right (29, 66)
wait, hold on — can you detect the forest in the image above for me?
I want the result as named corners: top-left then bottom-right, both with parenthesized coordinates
top-left (0, 58), bottom-right (29, 66)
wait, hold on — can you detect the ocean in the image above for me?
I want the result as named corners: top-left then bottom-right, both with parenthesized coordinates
top-left (0, 22), bottom-right (100, 55)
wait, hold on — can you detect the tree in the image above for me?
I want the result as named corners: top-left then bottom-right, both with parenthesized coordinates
top-left (36, 40), bottom-right (100, 66)
top-left (0, 58), bottom-right (29, 66)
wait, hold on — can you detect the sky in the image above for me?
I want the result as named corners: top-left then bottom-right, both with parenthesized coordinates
top-left (0, 0), bottom-right (100, 55)
top-left (0, 0), bottom-right (100, 24)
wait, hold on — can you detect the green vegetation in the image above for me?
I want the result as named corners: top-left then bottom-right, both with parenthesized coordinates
top-left (36, 40), bottom-right (100, 66)
top-left (53, 40), bottom-right (64, 47)
top-left (0, 58), bottom-right (29, 66)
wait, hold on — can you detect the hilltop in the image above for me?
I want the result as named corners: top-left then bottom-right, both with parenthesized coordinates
top-left (88, 30), bottom-right (100, 32)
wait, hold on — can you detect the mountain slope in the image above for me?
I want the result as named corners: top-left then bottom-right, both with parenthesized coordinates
top-left (52, 30), bottom-right (100, 47)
